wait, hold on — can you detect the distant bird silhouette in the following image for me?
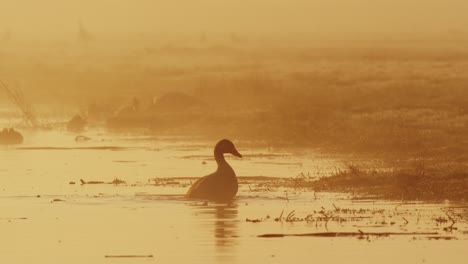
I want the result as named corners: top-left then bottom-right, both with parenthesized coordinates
top-left (186, 139), bottom-right (242, 202)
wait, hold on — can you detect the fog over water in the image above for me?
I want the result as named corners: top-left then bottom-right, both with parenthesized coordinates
top-left (1, 2), bottom-right (468, 264)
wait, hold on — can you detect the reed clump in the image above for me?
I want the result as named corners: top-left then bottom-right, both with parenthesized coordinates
top-left (310, 162), bottom-right (468, 201)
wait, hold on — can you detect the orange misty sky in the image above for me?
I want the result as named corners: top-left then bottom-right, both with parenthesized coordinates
top-left (0, 0), bottom-right (467, 37)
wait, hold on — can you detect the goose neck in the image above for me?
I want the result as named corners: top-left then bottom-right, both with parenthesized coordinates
top-left (214, 150), bottom-right (227, 165)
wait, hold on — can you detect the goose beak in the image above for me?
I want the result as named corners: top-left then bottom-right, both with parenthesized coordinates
top-left (232, 148), bottom-right (242, 158)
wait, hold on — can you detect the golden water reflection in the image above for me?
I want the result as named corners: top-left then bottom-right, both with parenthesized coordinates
top-left (191, 203), bottom-right (239, 263)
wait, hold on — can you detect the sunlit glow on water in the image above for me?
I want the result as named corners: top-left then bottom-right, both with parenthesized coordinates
top-left (0, 129), bottom-right (346, 195)
top-left (1, 129), bottom-right (467, 263)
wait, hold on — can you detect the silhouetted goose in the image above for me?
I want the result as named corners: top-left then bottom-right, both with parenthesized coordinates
top-left (186, 139), bottom-right (242, 202)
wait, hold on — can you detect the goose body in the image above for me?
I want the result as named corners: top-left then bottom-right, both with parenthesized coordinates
top-left (186, 139), bottom-right (242, 202)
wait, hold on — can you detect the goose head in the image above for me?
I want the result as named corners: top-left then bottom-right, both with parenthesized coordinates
top-left (214, 139), bottom-right (242, 159)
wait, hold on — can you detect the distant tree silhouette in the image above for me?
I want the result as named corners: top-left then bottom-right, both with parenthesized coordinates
top-left (0, 80), bottom-right (39, 128)
top-left (78, 21), bottom-right (93, 42)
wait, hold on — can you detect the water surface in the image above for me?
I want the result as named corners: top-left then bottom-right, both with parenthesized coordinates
top-left (0, 129), bottom-right (466, 263)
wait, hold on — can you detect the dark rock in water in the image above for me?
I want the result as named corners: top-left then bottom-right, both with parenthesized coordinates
top-left (67, 115), bottom-right (86, 132)
top-left (0, 128), bottom-right (23, 145)
top-left (75, 135), bottom-right (91, 142)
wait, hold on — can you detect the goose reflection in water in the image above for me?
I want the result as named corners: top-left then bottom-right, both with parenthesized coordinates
top-left (213, 204), bottom-right (238, 248)
top-left (191, 203), bottom-right (239, 263)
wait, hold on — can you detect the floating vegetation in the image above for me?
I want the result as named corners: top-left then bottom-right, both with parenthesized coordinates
top-left (75, 135), bottom-right (91, 142)
top-left (426, 236), bottom-right (458, 241)
top-left (0, 217), bottom-right (28, 221)
top-left (258, 231), bottom-right (439, 238)
top-left (246, 218), bottom-right (262, 223)
top-left (246, 203), bottom-right (467, 240)
top-left (248, 184), bottom-right (276, 192)
top-left (79, 178), bottom-right (126, 185)
top-left (111, 178), bottom-right (126, 185)
top-left (80, 179), bottom-right (105, 185)
top-left (148, 178), bottom-right (182, 186)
